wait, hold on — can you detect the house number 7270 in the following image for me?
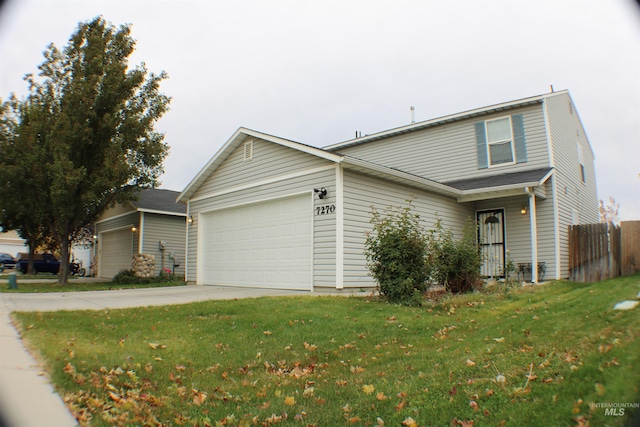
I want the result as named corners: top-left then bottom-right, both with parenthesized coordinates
top-left (316, 204), bottom-right (336, 215)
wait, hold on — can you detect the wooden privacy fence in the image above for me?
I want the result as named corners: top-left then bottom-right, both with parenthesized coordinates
top-left (569, 221), bottom-right (640, 283)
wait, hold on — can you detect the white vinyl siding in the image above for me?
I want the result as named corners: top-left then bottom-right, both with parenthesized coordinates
top-left (545, 93), bottom-right (598, 278)
top-left (187, 140), bottom-right (337, 288)
top-left (342, 169), bottom-right (473, 288)
top-left (331, 104), bottom-right (547, 183)
top-left (193, 138), bottom-right (331, 200)
top-left (141, 213), bottom-right (186, 277)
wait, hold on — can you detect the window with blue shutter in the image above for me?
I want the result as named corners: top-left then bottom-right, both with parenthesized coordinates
top-left (475, 114), bottom-right (527, 168)
top-left (475, 121), bottom-right (488, 169)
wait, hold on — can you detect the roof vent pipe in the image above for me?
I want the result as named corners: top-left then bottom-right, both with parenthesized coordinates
top-left (410, 106), bottom-right (415, 124)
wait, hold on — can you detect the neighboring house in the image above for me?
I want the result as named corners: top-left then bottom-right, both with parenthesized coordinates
top-left (95, 189), bottom-right (187, 278)
top-left (0, 229), bottom-right (28, 258)
top-left (178, 90), bottom-right (598, 291)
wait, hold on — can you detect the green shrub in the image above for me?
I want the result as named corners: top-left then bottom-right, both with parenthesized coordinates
top-left (427, 218), bottom-right (483, 293)
top-left (112, 269), bottom-right (139, 284)
top-left (364, 203), bottom-right (429, 305)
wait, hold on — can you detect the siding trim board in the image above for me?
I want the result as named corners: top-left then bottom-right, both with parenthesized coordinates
top-left (335, 164), bottom-right (345, 289)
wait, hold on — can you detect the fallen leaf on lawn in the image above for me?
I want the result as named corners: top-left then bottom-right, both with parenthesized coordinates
top-left (466, 359), bottom-right (476, 366)
top-left (401, 417), bottom-right (417, 427)
top-left (573, 415), bottom-right (589, 427)
top-left (350, 366), bottom-right (365, 374)
top-left (284, 396), bottom-right (296, 406)
top-left (148, 342), bottom-right (166, 350)
top-left (452, 418), bottom-right (475, 427)
top-left (303, 342), bottom-right (318, 351)
top-left (192, 389), bottom-right (207, 406)
top-left (485, 389), bottom-right (495, 397)
top-left (470, 400), bottom-right (479, 411)
top-left (175, 365), bottom-right (186, 371)
top-left (348, 417), bottom-right (362, 424)
top-left (376, 417), bottom-right (385, 426)
top-left (263, 330), bottom-right (272, 335)
top-left (363, 384), bottom-right (375, 395)
top-left (493, 337), bottom-right (505, 343)
top-left (265, 414), bottom-right (282, 424)
top-left (336, 380), bottom-right (347, 387)
top-left (595, 383), bottom-right (605, 396)
top-left (376, 392), bottom-right (387, 401)
top-left (63, 362), bottom-right (76, 377)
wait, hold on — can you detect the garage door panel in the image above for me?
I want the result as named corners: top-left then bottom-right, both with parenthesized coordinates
top-left (200, 194), bottom-right (312, 290)
top-left (100, 228), bottom-right (133, 278)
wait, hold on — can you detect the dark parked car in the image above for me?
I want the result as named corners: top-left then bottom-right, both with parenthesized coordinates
top-left (0, 253), bottom-right (17, 269)
top-left (15, 252), bottom-right (60, 274)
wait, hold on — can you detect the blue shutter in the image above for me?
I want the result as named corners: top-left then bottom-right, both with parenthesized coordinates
top-left (512, 114), bottom-right (527, 163)
top-left (475, 121), bottom-right (488, 169)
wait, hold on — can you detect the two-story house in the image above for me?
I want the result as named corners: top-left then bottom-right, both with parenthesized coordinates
top-left (178, 90), bottom-right (598, 291)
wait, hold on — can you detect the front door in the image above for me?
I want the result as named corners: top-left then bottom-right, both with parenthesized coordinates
top-left (477, 209), bottom-right (505, 278)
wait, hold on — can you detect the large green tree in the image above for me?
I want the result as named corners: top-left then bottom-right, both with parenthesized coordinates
top-left (0, 16), bottom-right (170, 284)
top-left (0, 97), bottom-right (55, 273)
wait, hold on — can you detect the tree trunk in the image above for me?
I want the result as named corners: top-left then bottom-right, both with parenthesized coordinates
top-left (27, 244), bottom-right (36, 275)
top-left (57, 234), bottom-right (70, 285)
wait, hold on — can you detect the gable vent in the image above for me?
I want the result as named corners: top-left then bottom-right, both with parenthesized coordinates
top-left (243, 140), bottom-right (253, 161)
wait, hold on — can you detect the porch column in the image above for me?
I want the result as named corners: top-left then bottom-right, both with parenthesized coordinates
top-left (527, 188), bottom-right (538, 283)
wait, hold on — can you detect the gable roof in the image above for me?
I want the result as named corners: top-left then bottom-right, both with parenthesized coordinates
top-left (177, 127), bottom-right (343, 202)
top-left (132, 188), bottom-right (186, 215)
top-left (323, 90), bottom-right (569, 152)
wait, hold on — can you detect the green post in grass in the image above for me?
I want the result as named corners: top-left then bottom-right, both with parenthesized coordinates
top-left (8, 272), bottom-right (17, 290)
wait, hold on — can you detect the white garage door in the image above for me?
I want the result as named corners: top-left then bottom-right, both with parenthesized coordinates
top-left (199, 194), bottom-right (312, 290)
top-left (100, 228), bottom-right (133, 278)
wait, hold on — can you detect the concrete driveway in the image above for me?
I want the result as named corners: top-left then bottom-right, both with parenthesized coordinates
top-left (0, 283), bottom-right (350, 427)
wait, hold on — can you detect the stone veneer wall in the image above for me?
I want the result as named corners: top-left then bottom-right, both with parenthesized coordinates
top-left (132, 254), bottom-right (156, 278)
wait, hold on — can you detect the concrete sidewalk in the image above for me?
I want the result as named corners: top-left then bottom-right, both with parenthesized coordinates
top-left (0, 285), bottom-right (350, 427)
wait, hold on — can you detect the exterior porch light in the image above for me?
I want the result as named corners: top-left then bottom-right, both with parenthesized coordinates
top-left (131, 226), bottom-right (137, 232)
top-left (187, 215), bottom-right (194, 224)
top-left (521, 206), bottom-right (527, 215)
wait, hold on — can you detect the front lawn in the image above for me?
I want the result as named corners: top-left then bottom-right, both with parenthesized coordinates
top-left (13, 275), bottom-right (640, 426)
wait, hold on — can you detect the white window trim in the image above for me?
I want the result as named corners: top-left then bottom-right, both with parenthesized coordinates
top-left (486, 116), bottom-right (516, 168)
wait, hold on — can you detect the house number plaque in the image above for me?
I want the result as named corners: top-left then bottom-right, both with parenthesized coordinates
top-left (316, 204), bottom-right (336, 215)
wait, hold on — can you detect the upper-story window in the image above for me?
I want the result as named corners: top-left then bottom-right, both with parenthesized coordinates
top-left (577, 142), bottom-right (586, 183)
top-left (486, 117), bottom-right (514, 165)
top-left (475, 114), bottom-right (527, 169)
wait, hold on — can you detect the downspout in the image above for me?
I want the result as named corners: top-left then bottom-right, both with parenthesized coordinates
top-left (185, 200), bottom-right (190, 283)
top-left (139, 212), bottom-right (145, 254)
top-left (335, 164), bottom-right (344, 290)
top-left (526, 187), bottom-right (538, 283)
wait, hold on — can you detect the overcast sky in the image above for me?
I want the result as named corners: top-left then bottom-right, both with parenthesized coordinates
top-left (1, 0), bottom-right (639, 220)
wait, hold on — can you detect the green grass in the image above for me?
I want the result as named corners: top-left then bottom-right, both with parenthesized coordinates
top-left (2, 279), bottom-right (186, 293)
top-left (12, 275), bottom-right (640, 426)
